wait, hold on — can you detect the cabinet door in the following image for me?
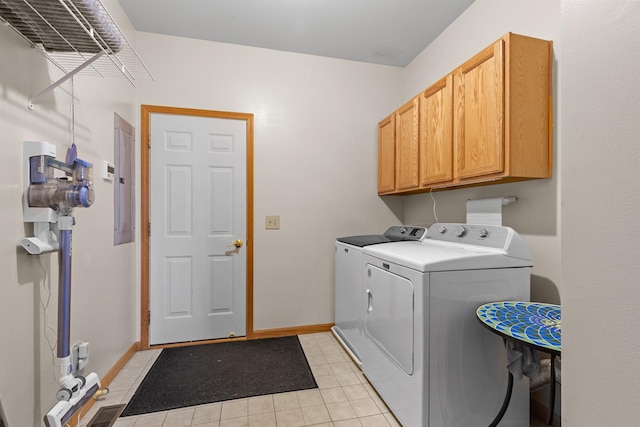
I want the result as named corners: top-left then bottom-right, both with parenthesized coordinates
top-left (419, 74), bottom-right (453, 186)
top-left (395, 97), bottom-right (420, 191)
top-left (454, 40), bottom-right (504, 179)
top-left (378, 114), bottom-right (396, 194)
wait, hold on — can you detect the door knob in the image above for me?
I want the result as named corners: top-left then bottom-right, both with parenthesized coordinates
top-left (227, 239), bottom-right (243, 248)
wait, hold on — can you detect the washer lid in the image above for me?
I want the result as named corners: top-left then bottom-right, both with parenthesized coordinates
top-left (337, 235), bottom-right (397, 247)
top-left (337, 226), bottom-right (427, 247)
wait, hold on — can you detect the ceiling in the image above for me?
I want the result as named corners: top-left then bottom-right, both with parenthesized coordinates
top-left (118, 0), bottom-right (475, 67)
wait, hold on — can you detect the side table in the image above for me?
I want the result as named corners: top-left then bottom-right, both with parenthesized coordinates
top-left (476, 301), bottom-right (561, 426)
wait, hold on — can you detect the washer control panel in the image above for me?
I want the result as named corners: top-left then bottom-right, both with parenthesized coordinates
top-left (426, 223), bottom-right (510, 249)
top-left (383, 226), bottom-right (427, 241)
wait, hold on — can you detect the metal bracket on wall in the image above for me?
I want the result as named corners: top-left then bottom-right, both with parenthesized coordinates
top-left (28, 51), bottom-right (104, 110)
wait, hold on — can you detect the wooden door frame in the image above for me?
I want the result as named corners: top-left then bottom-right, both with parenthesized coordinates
top-left (140, 104), bottom-right (254, 349)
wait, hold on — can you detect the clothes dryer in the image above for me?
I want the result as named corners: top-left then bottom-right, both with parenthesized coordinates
top-left (332, 226), bottom-right (426, 365)
top-left (361, 223), bottom-right (532, 427)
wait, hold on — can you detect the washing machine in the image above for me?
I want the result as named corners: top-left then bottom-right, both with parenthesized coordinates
top-left (361, 223), bottom-right (532, 427)
top-left (332, 226), bottom-right (427, 365)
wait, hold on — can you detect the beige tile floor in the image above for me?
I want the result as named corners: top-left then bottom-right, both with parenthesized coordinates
top-left (80, 332), bottom-right (549, 427)
top-left (80, 332), bottom-right (401, 427)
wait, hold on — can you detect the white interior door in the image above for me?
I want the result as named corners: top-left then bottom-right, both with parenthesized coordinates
top-left (149, 113), bottom-right (247, 345)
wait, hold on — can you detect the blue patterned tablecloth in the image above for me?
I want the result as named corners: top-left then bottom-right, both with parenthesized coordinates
top-left (476, 301), bottom-right (561, 354)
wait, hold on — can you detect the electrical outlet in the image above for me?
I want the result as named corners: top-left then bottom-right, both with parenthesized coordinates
top-left (265, 215), bottom-right (280, 230)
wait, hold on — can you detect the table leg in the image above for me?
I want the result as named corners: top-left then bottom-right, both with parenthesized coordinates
top-left (547, 355), bottom-right (556, 426)
top-left (489, 370), bottom-right (513, 427)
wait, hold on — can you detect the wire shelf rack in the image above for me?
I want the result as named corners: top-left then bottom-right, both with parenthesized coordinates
top-left (0, 0), bottom-right (153, 107)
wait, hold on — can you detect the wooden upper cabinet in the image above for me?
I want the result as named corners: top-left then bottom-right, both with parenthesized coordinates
top-left (503, 33), bottom-right (553, 178)
top-left (377, 113), bottom-right (396, 194)
top-left (454, 32), bottom-right (552, 182)
top-left (419, 74), bottom-right (454, 186)
top-left (395, 97), bottom-right (420, 191)
top-left (377, 32), bottom-right (552, 195)
top-left (454, 40), bottom-right (504, 179)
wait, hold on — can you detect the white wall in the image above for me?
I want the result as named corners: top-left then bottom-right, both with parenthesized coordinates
top-left (0, 1), bottom-right (138, 425)
top-left (135, 33), bottom-right (405, 331)
top-left (561, 1), bottom-right (640, 424)
top-left (400, 0), bottom-right (562, 304)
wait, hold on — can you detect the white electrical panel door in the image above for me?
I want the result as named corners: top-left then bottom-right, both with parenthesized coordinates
top-left (114, 113), bottom-right (135, 245)
top-left (149, 113), bottom-right (247, 345)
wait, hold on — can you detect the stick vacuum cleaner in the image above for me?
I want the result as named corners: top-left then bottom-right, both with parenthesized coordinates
top-left (22, 141), bottom-right (100, 427)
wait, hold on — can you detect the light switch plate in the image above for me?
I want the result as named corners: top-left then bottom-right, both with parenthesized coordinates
top-left (265, 215), bottom-right (280, 230)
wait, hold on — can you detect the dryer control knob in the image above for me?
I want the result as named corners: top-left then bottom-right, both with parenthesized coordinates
top-left (479, 228), bottom-right (489, 238)
top-left (455, 225), bottom-right (467, 237)
top-left (438, 226), bottom-right (448, 234)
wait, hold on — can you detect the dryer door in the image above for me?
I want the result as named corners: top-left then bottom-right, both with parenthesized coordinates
top-left (364, 264), bottom-right (414, 374)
